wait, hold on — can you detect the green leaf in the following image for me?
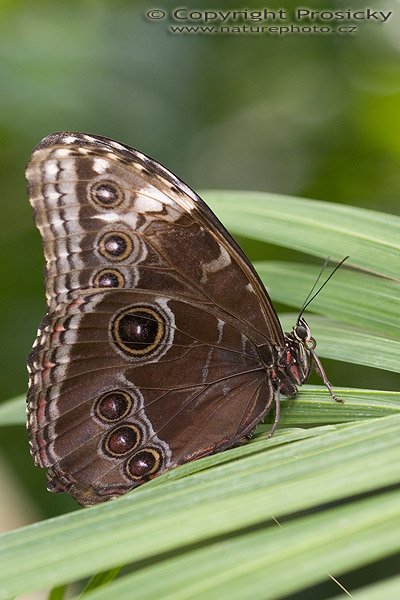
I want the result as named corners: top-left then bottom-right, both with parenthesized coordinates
top-left (203, 191), bottom-right (400, 280)
top-left (268, 386), bottom-right (400, 426)
top-left (1, 415), bottom-right (399, 599)
top-left (48, 585), bottom-right (67, 600)
top-left (255, 261), bottom-right (400, 339)
top-left (0, 395), bottom-right (25, 426)
top-left (68, 489), bottom-right (400, 600)
top-left (79, 567), bottom-right (122, 597)
top-left (330, 574), bottom-right (400, 600)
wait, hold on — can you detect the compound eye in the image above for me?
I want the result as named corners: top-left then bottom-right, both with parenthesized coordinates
top-left (295, 324), bottom-right (308, 340)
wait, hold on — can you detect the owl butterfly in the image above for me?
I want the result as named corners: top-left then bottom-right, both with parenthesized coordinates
top-left (26, 132), bottom-right (341, 506)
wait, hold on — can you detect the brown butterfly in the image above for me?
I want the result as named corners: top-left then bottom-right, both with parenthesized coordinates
top-left (26, 132), bottom-right (341, 506)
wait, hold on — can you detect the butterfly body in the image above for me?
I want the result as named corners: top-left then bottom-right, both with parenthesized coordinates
top-left (26, 132), bottom-right (332, 505)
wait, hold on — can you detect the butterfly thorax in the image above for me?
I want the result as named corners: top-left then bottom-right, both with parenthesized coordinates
top-left (275, 317), bottom-right (314, 398)
top-left (278, 333), bottom-right (312, 394)
top-left (255, 320), bottom-right (313, 399)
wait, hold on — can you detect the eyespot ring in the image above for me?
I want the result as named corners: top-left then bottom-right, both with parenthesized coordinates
top-left (125, 448), bottom-right (162, 480)
top-left (102, 423), bottom-right (142, 457)
top-left (89, 180), bottom-right (124, 208)
top-left (98, 231), bottom-right (133, 261)
top-left (94, 390), bottom-right (133, 423)
top-left (111, 306), bottom-right (165, 357)
top-left (92, 268), bottom-right (126, 288)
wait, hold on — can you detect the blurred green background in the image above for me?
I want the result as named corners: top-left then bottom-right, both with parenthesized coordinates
top-left (0, 0), bottom-right (399, 523)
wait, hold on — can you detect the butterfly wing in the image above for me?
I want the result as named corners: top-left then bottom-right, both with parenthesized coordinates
top-left (26, 132), bottom-right (283, 505)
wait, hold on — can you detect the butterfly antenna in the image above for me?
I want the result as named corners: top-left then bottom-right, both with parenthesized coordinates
top-left (298, 256), bottom-right (331, 318)
top-left (297, 256), bottom-right (349, 321)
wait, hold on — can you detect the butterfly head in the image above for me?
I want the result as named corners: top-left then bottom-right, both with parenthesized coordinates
top-left (292, 316), bottom-right (316, 350)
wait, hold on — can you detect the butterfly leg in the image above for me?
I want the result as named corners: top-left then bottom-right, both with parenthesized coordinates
top-left (267, 387), bottom-right (281, 439)
top-left (311, 349), bottom-right (344, 403)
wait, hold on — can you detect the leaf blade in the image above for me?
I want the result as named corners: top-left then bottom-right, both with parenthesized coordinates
top-left (255, 261), bottom-right (400, 339)
top-left (69, 489), bottom-right (400, 600)
top-left (203, 192), bottom-right (400, 280)
top-left (1, 415), bottom-right (399, 599)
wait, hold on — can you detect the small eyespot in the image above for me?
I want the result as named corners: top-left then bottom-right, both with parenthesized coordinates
top-left (111, 306), bottom-right (165, 357)
top-left (93, 268), bottom-right (125, 288)
top-left (98, 231), bottom-right (133, 261)
top-left (103, 424), bottom-right (141, 457)
top-left (94, 390), bottom-right (132, 423)
top-left (125, 448), bottom-right (161, 480)
top-left (89, 180), bottom-right (123, 208)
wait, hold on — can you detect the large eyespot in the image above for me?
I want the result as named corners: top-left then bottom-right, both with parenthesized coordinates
top-left (89, 180), bottom-right (124, 208)
top-left (103, 423), bottom-right (141, 457)
top-left (94, 390), bottom-right (133, 423)
top-left (93, 268), bottom-right (125, 288)
top-left (125, 448), bottom-right (161, 480)
top-left (98, 231), bottom-right (133, 261)
top-left (111, 306), bottom-right (165, 357)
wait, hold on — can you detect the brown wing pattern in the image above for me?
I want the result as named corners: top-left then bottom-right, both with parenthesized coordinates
top-left (26, 132), bottom-right (280, 504)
